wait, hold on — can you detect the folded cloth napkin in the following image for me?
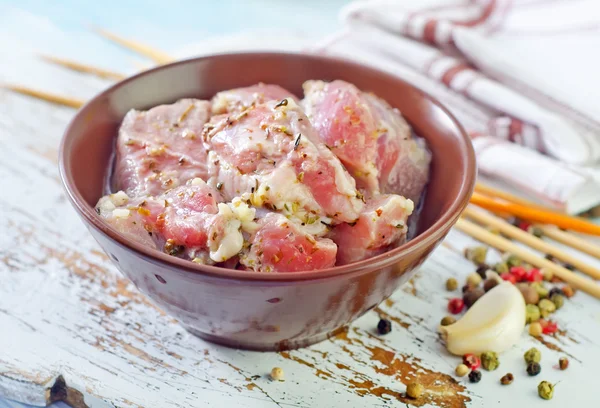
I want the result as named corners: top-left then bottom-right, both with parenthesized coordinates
top-left (313, 0), bottom-right (600, 214)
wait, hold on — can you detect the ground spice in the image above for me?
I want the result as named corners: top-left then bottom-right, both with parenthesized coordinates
top-left (500, 373), bottom-right (514, 385)
top-left (480, 351), bottom-right (499, 371)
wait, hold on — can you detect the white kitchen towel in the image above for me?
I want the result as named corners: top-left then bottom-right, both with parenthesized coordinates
top-left (314, 0), bottom-right (600, 214)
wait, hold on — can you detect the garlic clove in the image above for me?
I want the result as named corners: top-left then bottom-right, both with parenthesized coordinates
top-left (439, 282), bottom-right (526, 356)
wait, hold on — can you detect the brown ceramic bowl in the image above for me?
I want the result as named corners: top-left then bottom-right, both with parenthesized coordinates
top-left (59, 52), bottom-right (475, 351)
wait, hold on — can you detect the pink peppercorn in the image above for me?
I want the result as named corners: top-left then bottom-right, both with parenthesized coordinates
top-left (448, 298), bottom-right (465, 314)
top-left (510, 266), bottom-right (528, 282)
top-left (500, 272), bottom-right (517, 284)
top-left (518, 221), bottom-right (532, 231)
top-left (526, 268), bottom-right (543, 282)
top-left (540, 319), bottom-right (558, 334)
top-left (463, 353), bottom-right (481, 370)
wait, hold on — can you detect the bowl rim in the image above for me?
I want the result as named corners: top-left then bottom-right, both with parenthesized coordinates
top-left (59, 51), bottom-right (475, 282)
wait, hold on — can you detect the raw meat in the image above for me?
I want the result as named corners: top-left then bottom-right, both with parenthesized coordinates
top-left (203, 98), bottom-right (364, 224)
top-left (240, 213), bottom-right (337, 272)
top-left (114, 99), bottom-right (211, 197)
top-left (330, 194), bottom-right (414, 265)
top-left (302, 80), bottom-right (431, 203)
top-left (211, 83), bottom-right (297, 115)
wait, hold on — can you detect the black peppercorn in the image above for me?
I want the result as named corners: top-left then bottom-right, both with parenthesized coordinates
top-left (468, 370), bottom-right (482, 383)
top-left (462, 284), bottom-right (472, 293)
top-left (476, 264), bottom-right (490, 279)
top-left (564, 263), bottom-right (576, 271)
top-left (527, 362), bottom-right (541, 376)
top-left (463, 288), bottom-right (485, 308)
top-left (377, 318), bottom-right (392, 335)
top-left (548, 287), bottom-right (564, 298)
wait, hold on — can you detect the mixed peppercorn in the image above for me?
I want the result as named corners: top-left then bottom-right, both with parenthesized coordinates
top-left (438, 229), bottom-right (579, 401)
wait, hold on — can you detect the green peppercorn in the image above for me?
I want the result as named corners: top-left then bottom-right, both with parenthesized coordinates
top-left (524, 347), bottom-right (541, 364)
top-left (550, 293), bottom-right (565, 310)
top-left (440, 316), bottom-right (456, 326)
top-left (494, 262), bottom-right (509, 274)
top-left (480, 351), bottom-right (499, 371)
top-left (531, 282), bottom-right (549, 299)
top-left (538, 381), bottom-right (554, 400)
top-left (505, 254), bottom-right (522, 267)
top-left (464, 246), bottom-right (488, 265)
top-left (526, 304), bottom-right (541, 324)
top-left (528, 226), bottom-right (544, 238)
top-left (468, 370), bottom-right (482, 383)
top-left (538, 298), bottom-right (556, 318)
top-left (527, 362), bottom-right (541, 376)
top-left (446, 277), bottom-right (458, 291)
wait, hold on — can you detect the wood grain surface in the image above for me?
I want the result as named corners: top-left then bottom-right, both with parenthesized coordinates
top-left (1, 29), bottom-right (600, 408)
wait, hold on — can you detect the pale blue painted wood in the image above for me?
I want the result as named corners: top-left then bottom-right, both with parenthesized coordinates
top-left (0, 0), bottom-right (348, 406)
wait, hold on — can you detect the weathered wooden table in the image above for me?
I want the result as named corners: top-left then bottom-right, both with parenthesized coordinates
top-left (2, 2), bottom-right (600, 407)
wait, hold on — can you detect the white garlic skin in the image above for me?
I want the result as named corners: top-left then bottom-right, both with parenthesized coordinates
top-left (440, 282), bottom-right (526, 356)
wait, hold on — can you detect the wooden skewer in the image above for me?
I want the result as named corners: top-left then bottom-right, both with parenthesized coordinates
top-left (2, 84), bottom-right (84, 108)
top-left (455, 218), bottom-right (600, 298)
top-left (470, 192), bottom-right (600, 236)
top-left (40, 55), bottom-right (125, 80)
top-left (92, 27), bottom-right (174, 64)
top-left (537, 225), bottom-right (600, 260)
top-left (464, 206), bottom-right (600, 280)
top-left (475, 183), bottom-right (553, 212)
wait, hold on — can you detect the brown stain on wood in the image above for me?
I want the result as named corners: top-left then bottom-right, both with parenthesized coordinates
top-left (384, 298), bottom-right (394, 307)
top-left (374, 307), bottom-right (411, 329)
top-left (403, 277), bottom-right (418, 296)
top-left (278, 352), bottom-right (333, 379)
top-left (280, 327), bottom-right (469, 407)
top-left (533, 335), bottom-right (581, 362)
top-left (245, 383), bottom-right (257, 391)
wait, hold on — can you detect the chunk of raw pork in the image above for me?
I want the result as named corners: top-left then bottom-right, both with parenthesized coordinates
top-left (96, 179), bottom-right (249, 264)
top-left (330, 194), bottom-right (414, 265)
top-left (240, 213), bottom-right (337, 272)
top-left (203, 98), bottom-right (364, 224)
top-left (114, 99), bottom-right (211, 197)
top-left (302, 80), bottom-right (431, 203)
top-left (211, 83), bottom-right (297, 115)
